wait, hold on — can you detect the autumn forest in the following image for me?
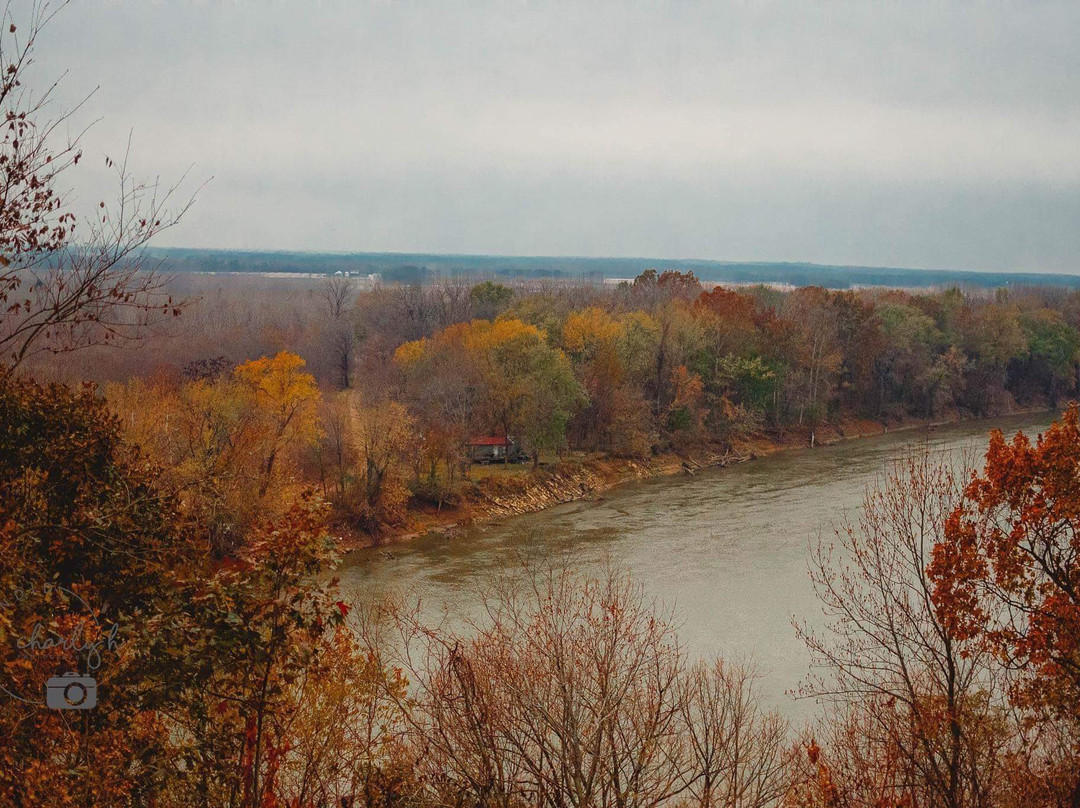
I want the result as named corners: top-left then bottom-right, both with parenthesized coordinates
top-left (4, 4), bottom-right (1080, 808)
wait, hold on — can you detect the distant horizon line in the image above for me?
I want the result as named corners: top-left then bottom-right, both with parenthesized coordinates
top-left (148, 246), bottom-right (1080, 277)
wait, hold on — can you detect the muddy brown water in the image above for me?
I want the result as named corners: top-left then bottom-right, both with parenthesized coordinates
top-left (341, 413), bottom-right (1055, 718)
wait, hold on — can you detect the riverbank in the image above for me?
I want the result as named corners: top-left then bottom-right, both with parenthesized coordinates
top-left (350, 407), bottom-right (1052, 549)
top-left (338, 409), bottom-right (1060, 720)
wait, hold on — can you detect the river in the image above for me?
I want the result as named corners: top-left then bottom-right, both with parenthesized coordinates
top-left (341, 413), bottom-right (1055, 718)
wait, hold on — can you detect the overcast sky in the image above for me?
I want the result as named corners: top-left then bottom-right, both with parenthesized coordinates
top-left (25, 0), bottom-right (1080, 271)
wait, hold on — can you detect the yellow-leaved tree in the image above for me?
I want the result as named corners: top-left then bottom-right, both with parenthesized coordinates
top-left (234, 351), bottom-right (322, 498)
top-left (561, 307), bottom-right (657, 456)
top-left (397, 318), bottom-right (586, 469)
top-left (108, 352), bottom-right (320, 554)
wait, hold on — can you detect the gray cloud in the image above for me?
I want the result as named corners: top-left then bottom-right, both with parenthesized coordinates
top-left (26, 0), bottom-right (1080, 270)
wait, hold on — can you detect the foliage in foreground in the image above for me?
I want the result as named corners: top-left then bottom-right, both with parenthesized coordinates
top-left (3, 371), bottom-right (1080, 807)
top-left (3, 6), bottom-right (1077, 805)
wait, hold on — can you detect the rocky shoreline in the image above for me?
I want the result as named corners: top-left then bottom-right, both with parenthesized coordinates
top-left (465, 451), bottom-right (752, 521)
top-left (359, 408), bottom-right (1053, 549)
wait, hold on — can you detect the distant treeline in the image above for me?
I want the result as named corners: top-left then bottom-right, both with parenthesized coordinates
top-left (13, 261), bottom-right (1080, 807)
top-left (151, 247), bottom-right (1080, 290)
top-left (42, 268), bottom-right (1080, 530)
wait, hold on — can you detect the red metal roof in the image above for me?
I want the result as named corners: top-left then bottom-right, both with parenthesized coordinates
top-left (469, 436), bottom-right (511, 446)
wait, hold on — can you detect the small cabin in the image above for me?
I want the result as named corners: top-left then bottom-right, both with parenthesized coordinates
top-left (468, 435), bottom-right (525, 464)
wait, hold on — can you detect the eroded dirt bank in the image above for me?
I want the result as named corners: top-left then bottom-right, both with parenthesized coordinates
top-left (346, 408), bottom-right (1051, 549)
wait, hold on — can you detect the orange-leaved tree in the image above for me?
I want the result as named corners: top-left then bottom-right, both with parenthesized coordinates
top-left (798, 448), bottom-right (1008, 808)
top-left (0, 374), bottom-right (198, 806)
top-left (930, 405), bottom-right (1080, 807)
top-left (1, 374), bottom-right (390, 808)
